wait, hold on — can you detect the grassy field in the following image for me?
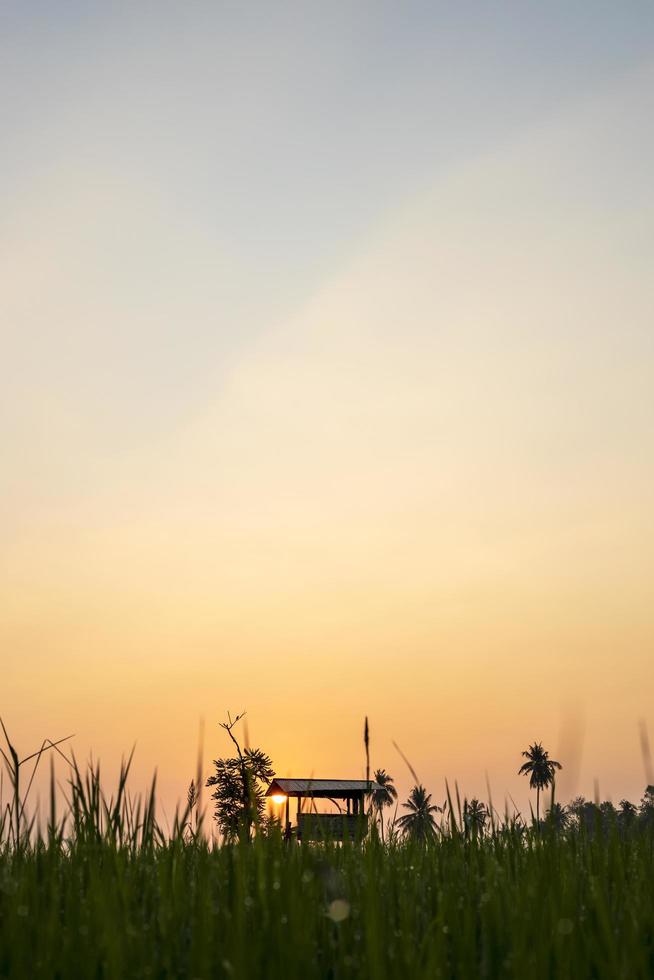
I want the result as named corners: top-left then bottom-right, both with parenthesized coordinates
top-left (1, 724), bottom-right (653, 979)
top-left (2, 787), bottom-right (654, 978)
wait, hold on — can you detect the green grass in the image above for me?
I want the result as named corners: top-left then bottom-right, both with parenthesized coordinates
top-left (2, 815), bottom-right (654, 977)
top-left (1, 731), bottom-right (653, 978)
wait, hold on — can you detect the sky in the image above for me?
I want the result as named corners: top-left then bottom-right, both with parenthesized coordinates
top-left (2, 2), bottom-right (654, 821)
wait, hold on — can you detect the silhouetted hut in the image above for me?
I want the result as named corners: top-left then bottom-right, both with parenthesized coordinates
top-left (265, 778), bottom-right (380, 842)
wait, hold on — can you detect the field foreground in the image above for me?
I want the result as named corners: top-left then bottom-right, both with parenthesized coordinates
top-left (1, 827), bottom-right (654, 979)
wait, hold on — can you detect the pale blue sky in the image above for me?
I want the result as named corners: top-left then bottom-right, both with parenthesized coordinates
top-left (3, 2), bottom-right (654, 443)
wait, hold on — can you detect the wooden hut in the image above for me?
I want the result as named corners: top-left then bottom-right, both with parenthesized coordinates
top-left (265, 778), bottom-right (380, 842)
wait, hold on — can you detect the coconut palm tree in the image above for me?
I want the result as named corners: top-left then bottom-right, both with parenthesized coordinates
top-left (397, 785), bottom-right (440, 843)
top-left (370, 769), bottom-right (397, 843)
top-left (546, 802), bottom-right (569, 833)
top-left (463, 798), bottom-right (488, 839)
top-left (518, 742), bottom-right (562, 823)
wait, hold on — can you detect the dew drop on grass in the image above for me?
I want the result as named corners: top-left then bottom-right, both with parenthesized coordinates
top-left (327, 899), bottom-right (350, 923)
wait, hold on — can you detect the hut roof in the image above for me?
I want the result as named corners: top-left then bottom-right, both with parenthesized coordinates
top-left (266, 778), bottom-right (380, 798)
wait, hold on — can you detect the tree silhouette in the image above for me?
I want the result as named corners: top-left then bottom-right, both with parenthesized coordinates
top-left (639, 785), bottom-right (654, 828)
top-left (370, 769), bottom-right (397, 843)
top-left (618, 798), bottom-right (637, 831)
top-left (546, 802), bottom-right (569, 833)
top-left (206, 713), bottom-right (274, 842)
top-left (463, 798), bottom-right (488, 839)
top-left (599, 801), bottom-right (618, 832)
top-left (518, 742), bottom-right (561, 823)
top-left (568, 796), bottom-right (588, 829)
top-left (397, 785), bottom-right (440, 843)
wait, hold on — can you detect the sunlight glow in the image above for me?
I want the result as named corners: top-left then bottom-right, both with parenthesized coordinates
top-left (271, 794), bottom-right (286, 805)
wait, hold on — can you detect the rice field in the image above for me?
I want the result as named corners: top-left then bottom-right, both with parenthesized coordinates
top-left (2, 754), bottom-right (654, 979)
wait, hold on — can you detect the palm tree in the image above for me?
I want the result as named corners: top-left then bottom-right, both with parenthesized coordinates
top-left (518, 742), bottom-right (562, 823)
top-left (370, 769), bottom-right (397, 843)
top-left (397, 785), bottom-right (440, 843)
top-left (463, 798), bottom-right (487, 839)
top-left (546, 802), bottom-right (569, 833)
